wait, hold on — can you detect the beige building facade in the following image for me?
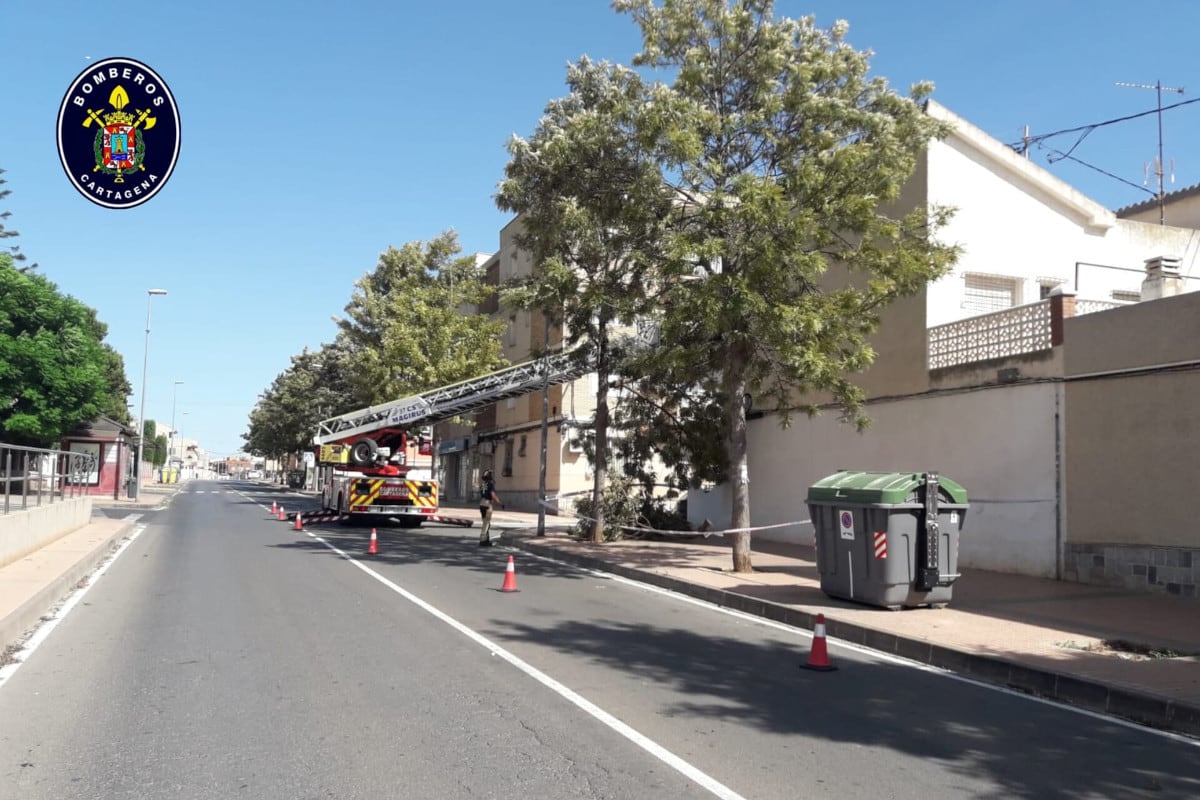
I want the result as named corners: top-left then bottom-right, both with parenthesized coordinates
top-left (433, 218), bottom-right (597, 514)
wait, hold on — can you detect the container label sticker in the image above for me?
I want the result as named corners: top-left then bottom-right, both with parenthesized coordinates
top-left (950, 511), bottom-right (959, 525)
top-left (839, 509), bottom-right (854, 540)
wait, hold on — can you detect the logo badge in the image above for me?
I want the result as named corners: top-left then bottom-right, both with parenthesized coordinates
top-left (56, 57), bottom-right (180, 209)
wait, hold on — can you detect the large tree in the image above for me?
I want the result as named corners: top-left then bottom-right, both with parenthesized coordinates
top-left (497, 57), bottom-right (672, 542)
top-left (335, 231), bottom-right (509, 474)
top-left (243, 337), bottom-right (359, 467)
top-left (0, 253), bottom-right (132, 446)
top-left (0, 168), bottom-right (35, 272)
top-left (143, 420), bottom-right (168, 467)
top-left (614, 0), bottom-right (959, 571)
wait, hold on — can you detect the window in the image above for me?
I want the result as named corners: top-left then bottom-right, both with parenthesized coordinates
top-left (507, 315), bottom-right (517, 347)
top-left (963, 273), bottom-right (1021, 313)
top-left (1111, 290), bottom-right (1140, 303)
top-left (518, 435), bottom-right (527, 457)
top-left (1038, 278), bottom-right (1065, 299)
top-left (502, 440), bottom-right (514, 477)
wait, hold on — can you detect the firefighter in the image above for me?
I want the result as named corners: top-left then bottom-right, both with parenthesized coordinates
top-left (479, 469), bottom-right (502, 546)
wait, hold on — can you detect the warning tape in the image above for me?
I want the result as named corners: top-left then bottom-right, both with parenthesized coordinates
top-left (286, 510), bottom-right (348, 524)
top-left (537, 498), bottom-right (811, 538)
top-left (430, 514), bottom-right (474, 528)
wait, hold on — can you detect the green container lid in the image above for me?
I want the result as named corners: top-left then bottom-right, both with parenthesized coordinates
top-left (806, 470), bottom-right (967, 505)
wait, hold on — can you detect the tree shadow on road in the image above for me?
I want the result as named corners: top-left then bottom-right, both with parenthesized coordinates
top-left (266, 527), bottom-right (592, 583)
top-left (489, 616), bottom-right (1200, 799)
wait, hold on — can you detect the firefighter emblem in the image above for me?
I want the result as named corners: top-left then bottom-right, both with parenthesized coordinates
top-left (57, 57), bottom-right (180, 209)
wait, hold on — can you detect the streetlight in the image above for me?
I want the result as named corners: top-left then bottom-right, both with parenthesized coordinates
top-left (133, 288), bottom-right (167, 500)
top-left (170, 380), bottom-right (184, 465)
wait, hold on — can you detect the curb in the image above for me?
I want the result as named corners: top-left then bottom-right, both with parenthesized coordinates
top-left (0, 516), bottom-right (142, 653)
top-left (506, 537), bottom-right (1200, 740)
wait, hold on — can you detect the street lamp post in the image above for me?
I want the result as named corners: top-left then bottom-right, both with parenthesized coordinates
top-left (133, 289), bottom-right (168, 501)
top-left (170, 380), bottom-right (184, 466)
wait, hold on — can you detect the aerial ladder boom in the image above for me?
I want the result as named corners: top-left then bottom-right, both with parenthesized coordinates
top-left (314, 350), bottom-right (588, 447)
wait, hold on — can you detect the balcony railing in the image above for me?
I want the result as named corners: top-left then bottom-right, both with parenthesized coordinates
top-left (927, 292), bottom-right (1118, 370)
top-left (928, 299), bottom-right (1055, 369)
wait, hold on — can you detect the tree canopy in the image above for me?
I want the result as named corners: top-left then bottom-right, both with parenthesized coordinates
top-left (246, 231), bottom-right (509, 468)
top-left (335, 231), bottom-right (509, 408)
top-left (243, 337), bottom-right (359, 462)
top-left (0, 253), bottom-right (133, 447)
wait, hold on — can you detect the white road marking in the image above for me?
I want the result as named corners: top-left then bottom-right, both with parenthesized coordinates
top-left (518, 550), bottom-right (1200, 748)
top-left (0, 516), bottom-right (147, 690)
top-left (305, 531), bottom-right (748, 800)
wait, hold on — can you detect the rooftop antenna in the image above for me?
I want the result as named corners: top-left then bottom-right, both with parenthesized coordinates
top-left (1115, 80), bottom-right (1185, 225)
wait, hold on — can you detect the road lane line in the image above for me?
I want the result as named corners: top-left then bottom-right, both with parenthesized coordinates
top-left (304, 531), bottom-right (749, 800)
top-left (0, 518), bottom-right (147, 690)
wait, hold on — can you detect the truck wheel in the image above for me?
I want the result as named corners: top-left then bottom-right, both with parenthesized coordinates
top-left (350, 438), bottom-right (378, 467)
top-left (398, 517), bottom-right (423, 529)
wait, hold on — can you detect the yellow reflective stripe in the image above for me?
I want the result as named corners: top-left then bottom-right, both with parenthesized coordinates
top-left (351, 480), bottom-right (384, 506)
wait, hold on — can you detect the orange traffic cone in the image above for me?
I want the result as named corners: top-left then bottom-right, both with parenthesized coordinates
top-left (367, 528), bottom-right (378, 555)
top-left (271, 500), bottom-right (278, 515)
top-left (800, 613), bottom-right (837, 671)
top-left (278, 505), bottom-right (285, 521)
top-left (500, 555), bottom-right (519, 593)
top-left (293, 512), bottom-right (303, 531)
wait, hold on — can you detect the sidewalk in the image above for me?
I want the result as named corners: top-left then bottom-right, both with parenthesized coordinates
top-left (3, 491), bottom-right (1198, 739)
top-left (0, 483), bottom-right (179, 658)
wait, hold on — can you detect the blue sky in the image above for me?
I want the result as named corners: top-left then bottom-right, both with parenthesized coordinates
top-left (3, 1), bottom-right (1199, 458)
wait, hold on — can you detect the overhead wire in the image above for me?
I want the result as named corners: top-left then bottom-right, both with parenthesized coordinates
top-left (1009, 95), bottom-right (1200, 154)
top-left (1034, 143), bottom-right (1157, 197)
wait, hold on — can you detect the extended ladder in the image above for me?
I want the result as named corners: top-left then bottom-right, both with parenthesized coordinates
top-left (314, 351), bottom-right (588, 446)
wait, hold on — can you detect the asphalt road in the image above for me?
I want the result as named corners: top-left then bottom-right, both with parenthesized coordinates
top-left (0, 480), bottom-right (1197, 799)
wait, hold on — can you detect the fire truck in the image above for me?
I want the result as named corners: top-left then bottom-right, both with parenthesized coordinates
top-left (313, 351), bottom-right (586, 526)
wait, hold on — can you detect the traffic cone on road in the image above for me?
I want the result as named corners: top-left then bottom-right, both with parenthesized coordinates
top-left (799, 613), bottom-right (838, 672)
top-left (271, 500), bottom-right (278, 516)
top-left (367, 528), bottom-right (378, 555)
top-left (500, 555), bottom-right (519, 593)
top-left (293, 512), bottom-right (303, 531)
top-left (277, 505), bottom-right (285, 521)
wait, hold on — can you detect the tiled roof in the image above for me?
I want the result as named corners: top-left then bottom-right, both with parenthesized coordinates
top-left (1115, 182), bottom-right (1200, 216)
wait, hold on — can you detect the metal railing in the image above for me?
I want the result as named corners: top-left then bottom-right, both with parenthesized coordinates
top-left (0, 441), bottom-right (97, 515)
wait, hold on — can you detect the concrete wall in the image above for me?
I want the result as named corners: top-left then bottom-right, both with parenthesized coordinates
top-left (1061, 290), bottom-right (1200, 595)
top-left (690, 381), bottom-right (1063, 577)
top-left (0, 497), bottom-right (93, 569)
top-left (1065, 369), bottom-right (1200, 549)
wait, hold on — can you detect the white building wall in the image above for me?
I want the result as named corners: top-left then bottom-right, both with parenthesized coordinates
top-left (689, 382), bottom-right (1062, 577)
top-left (920, 136), bottom-right (1200, 326)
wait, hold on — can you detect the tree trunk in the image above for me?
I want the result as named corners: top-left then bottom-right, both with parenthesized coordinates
top-left (726, 358), bottom-right (752, 573)
top-left (591, 327), bottom-right (610, 543)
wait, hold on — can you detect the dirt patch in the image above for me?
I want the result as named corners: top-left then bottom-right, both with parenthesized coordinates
top-left (1, 642), bottom-right (22, 667)
top-left (1057, 638), bottom-right (1197, 660)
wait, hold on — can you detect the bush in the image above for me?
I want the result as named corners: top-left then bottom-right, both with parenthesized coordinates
top-left (572, 476), bottom-right (690, 541)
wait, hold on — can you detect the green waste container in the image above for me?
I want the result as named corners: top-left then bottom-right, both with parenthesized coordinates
top-left (806, 471), bottom-right (968, 610)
